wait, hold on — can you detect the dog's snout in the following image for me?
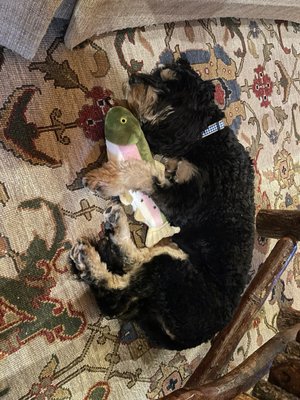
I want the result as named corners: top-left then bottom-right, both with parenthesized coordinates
top-left (129, 74), bottom-right (140, 85)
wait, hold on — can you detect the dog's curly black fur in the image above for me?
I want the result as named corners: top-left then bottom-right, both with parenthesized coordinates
top-left (70, 59), bottom-right (255, 350)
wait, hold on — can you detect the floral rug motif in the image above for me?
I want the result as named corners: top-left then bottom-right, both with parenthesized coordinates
top-left (0, 17), bottom-right (300, 399)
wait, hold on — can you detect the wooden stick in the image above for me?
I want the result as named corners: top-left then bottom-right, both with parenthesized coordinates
top-left (185, 237), bottom-right (297, 389)
top-left (272, 352), bottom-right (299, 367)
top-left (161, 324), bottom-right (300, 400)
top-left (277, 306), bottom-right (300, 331)
top-left (253, 380), bottom-right (299, 400)
top-left (286, 340), bottom-right (300, 358)
top-left (256, 210), bottom-right (300, 240)
top-left (268, 356), bottom-right (300, 397)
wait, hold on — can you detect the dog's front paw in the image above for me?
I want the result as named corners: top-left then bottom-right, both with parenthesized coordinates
top-left (160, 158), bottom-right (197, 184)
top-left (175, 160), bottom-right (197, 184)
top-left (82, 171), bottom-right (103, 193)
top-left (82, 162), bottom-right (121, 198)
top-left (163, 158), bottom-right (180, 182)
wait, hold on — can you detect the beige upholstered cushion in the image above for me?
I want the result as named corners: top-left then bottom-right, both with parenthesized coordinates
top-left (1, 0), bottom-right (300, 58)
top-left (0, 0), bottom-right (63, 59)
top-left (64, 0), bottom-right (300, 48)
top-left (55, 0), bottom-right (77, 20)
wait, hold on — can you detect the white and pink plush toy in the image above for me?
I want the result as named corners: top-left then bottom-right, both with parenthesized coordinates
top-left (105, 106), bottom-right (180, 247)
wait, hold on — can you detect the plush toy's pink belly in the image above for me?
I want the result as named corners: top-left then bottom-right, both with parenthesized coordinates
top-left (105, 140), bottom-right (180, 247)
top-left (106, 141), bottom-right (141, 162)
top-left (106, 140), bottom-right (164, 226)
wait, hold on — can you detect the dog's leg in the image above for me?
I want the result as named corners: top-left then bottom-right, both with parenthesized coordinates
top-left (82, 159), bottom-right (169, 198)
top-left (104, 201), bottom-right (187, 266)
top-left (70, 236), bottom-right (138, 318)
top-left (70, 202), bottom-right (187, 290)
top-left (70, 237), bottom-right (132, 290)
top-left (162, 157), bottom-right (198, 184)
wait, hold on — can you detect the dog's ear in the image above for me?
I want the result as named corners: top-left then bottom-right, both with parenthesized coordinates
top-left (176, 58), bottom-right (191, 69)
top-left (160, 58), bottom-right (193, 81)
top-left (160, 68), bottom-right (177, 81)
top-left (195, 79), bottom-right (225, 120)
top-left (197, 80), bottom-right (215, 103)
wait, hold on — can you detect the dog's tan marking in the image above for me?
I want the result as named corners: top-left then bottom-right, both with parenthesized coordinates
top-left (71, 204), bottom-right (187, 291)
top-left (175, 160), bottom-right (198, 183)
top-left (164, 158), bottom-right (179, 172)
top-left (83, 159), bottom-right (167, 198)
top-left (158, 316), bottom-right (177, 340)
top-left (147, 105), bottom-right (174, 125)
top-left (160, 68), bottom-right (177, 81)
top-left (70, 239), bottom-right (131, 290)
top-left (117, 296), bottom-right (139, 318)
top-left (71, 239), bottom-right (187, 291)
top-left (127, 82), bottom-right (173, 124)
top-left (162, 158), bottom-right (198, 184)
top-left (105, 204), bottom-right (187, 270)
top-left (127, 83), bottom-right (158, 121)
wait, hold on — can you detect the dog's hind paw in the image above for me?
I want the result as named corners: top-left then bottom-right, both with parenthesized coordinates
top-left (70, 238), bottom-right (104, 280)
top-left (70, 238), bottom-right (90, 271)
top-left (103, 201), bottom-right (131, 242)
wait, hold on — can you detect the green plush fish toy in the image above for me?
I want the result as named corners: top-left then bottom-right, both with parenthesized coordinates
top-left (105, 106), bottom-right (180, 247)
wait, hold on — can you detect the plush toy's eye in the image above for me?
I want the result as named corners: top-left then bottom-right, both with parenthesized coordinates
top-left (120, 117), bottom-right (127, 124)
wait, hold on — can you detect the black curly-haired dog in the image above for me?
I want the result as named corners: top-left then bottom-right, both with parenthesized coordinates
top-left (70, 59), bottom-right (255, 350)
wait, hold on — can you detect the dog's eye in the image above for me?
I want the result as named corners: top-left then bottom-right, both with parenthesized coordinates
top-left (120, 117), bottom-right (127, 124)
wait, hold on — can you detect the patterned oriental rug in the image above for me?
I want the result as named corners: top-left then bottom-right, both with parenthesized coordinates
top-left (0, 17), bottom-right (300, 400)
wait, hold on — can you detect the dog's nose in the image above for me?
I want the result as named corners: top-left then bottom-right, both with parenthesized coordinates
top-left (129, 74), bottom-right (136, 84)
top-left (129, 74), bottom-right (140, 85)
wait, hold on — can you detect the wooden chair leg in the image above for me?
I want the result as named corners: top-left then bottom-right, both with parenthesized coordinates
top-left (250, 308), bottom-right (300, 400)
top-left (163, 322), bottom-right (300, 400)
top-left (161, 237), bottom-right (297, 400)
top-left (160, 209), bottom-right (299, 400)
top-left (185, 237), bottom-right (297, 388)
top-left (256, 210), bottom-right (300, 240)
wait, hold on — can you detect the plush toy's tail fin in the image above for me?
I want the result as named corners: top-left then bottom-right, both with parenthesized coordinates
top-left (145, 222), bottom-right (180, 248)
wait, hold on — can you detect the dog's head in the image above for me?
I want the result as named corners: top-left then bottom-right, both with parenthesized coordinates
top-left (126, 59), bottom-right (224, 156)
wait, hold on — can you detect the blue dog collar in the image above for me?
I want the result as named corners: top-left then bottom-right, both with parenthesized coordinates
top-left (201, 120), bottom-right (225, 138)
